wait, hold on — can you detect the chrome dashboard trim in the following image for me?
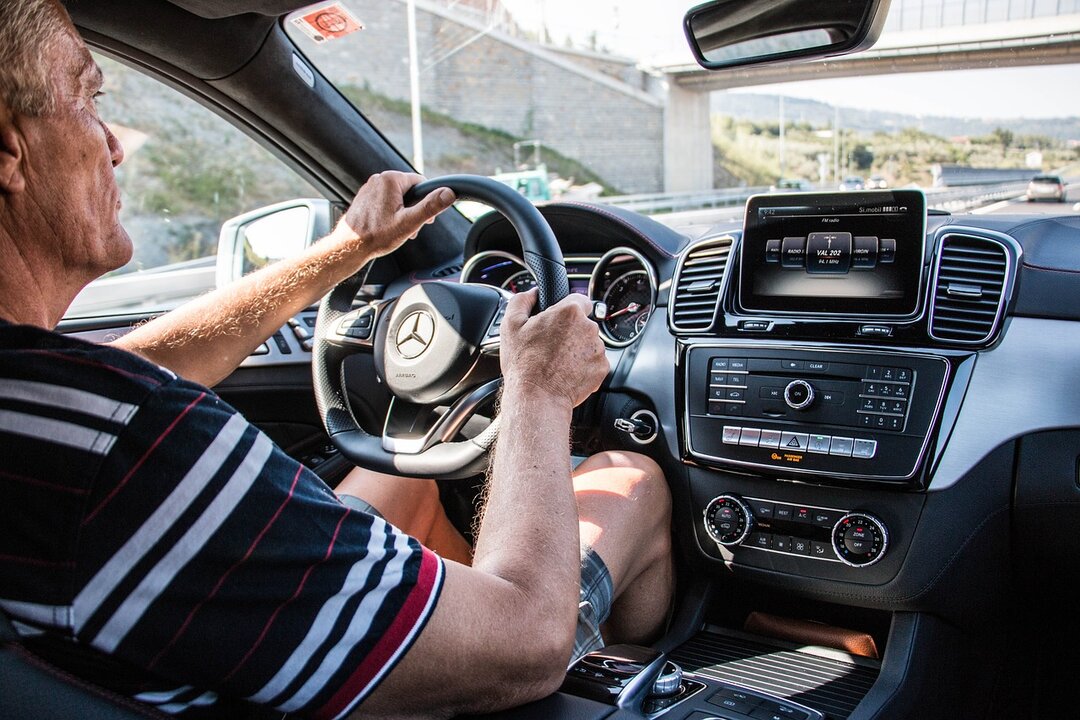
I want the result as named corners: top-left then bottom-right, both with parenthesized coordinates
top-left (682, 343), bottom-right (951, 482)
top-left (588, 246), bottom-right (658, 348)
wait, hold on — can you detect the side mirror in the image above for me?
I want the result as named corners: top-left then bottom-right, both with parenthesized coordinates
top-left (215, 198), bottom-right (333, 288)
top-left (684, 0), bottom-right (891, 71)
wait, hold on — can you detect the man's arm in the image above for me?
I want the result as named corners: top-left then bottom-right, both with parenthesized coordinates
top-left (357, 290), bottom-right (610, 718)
top-left (112, 172), bottom-right (454, 387)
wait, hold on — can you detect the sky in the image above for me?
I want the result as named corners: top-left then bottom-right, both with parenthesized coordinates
top-left (500, 0), bottom-right (1080, 120)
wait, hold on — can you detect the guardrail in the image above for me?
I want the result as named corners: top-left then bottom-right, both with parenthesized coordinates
top-left (922, 182), bottom-right (1029, 211)
top-left (597, 181), bottom-right (1029, 217)
top-left (598, 186), bottom-right (770, 214)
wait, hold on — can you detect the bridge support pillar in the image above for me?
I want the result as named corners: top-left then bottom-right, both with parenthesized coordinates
top-left (664, 84), bottom-right (713, 192)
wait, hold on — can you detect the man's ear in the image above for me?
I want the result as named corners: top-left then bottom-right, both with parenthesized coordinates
top-left (0, 116), bottom-right (27, 195)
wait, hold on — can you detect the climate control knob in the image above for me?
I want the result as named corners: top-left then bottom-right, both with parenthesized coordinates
top-left (703, 494), bottom-right (753, 546)
top-left (831, 512), bottom-right (889, 567)
top-left (784, 380), bottom-right (815, 410)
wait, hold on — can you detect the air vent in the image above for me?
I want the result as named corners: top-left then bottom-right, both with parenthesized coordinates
top-left (929, 234), bottom-right (1010, 344)
top-left (669, 237), bottom-right (732, 332)
top-left (431, 264), bottom-right (463, 278)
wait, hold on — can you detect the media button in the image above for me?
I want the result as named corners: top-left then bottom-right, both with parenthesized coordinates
top-left (728, 359), bottom-right (749, 371)
top-left (765, 239), bottom-right (781, 263)
top-left (781, 237), bottom-right (806, 268)
top-left (879, 238), bottom-right (897, 263)
top-left (806, 232), bottom-right (852, 274)
top-left (852, 235), bottom-right (878, 268)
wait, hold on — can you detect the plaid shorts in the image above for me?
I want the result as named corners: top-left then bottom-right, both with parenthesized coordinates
top-left (572, 547), bottom-right (614, 666)
top-left (339, 494), bottom-right (614, 665)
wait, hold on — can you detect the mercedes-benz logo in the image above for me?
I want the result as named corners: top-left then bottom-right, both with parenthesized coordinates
top-left (395, 310), bottom-right (436, 359)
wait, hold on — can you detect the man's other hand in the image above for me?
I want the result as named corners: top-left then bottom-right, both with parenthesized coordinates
top-left (331, 171), bottom-right (455, 258)
top-left (499, 289), bottom-right (609, 410)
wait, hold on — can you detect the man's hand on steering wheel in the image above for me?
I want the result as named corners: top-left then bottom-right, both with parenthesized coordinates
top-left (500, 290), bottom-right (609, 413)
top-left (328, 171), bottom-right (456, 260)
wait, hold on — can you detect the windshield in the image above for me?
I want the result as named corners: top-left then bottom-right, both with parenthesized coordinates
top-left (287, 0), bottom-right (1079, 231)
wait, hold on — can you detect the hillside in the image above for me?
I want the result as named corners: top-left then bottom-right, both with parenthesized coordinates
top-left (711, 93), bottom-right (1080, 143)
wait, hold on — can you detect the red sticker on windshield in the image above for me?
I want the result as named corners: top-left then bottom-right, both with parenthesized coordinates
top-left (291, 2), bottom-right (363, 44)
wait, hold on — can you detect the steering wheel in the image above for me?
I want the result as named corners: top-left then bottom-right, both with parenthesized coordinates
top-left (312, 175), bottom-right (569, 479)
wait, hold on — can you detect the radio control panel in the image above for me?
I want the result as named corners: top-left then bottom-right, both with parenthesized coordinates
top-left (683, 346), bottom-right (950, 483)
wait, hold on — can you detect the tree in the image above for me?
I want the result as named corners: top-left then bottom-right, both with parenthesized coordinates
top-left (851, 144), bottom-right (874, 171)
top-left (991, 127), bottom-right (1014, 151)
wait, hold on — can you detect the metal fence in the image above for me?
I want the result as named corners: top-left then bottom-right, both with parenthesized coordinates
top-left (598, 181), bottom-right (1032, 217)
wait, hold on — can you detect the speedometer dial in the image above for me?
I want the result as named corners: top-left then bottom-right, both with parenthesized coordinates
top-left (588, 247), bottom-right (657, 347)
top-left (501, 270), bottom-right (537, 294)
top-left (602, 271), bottom-right (652, 343)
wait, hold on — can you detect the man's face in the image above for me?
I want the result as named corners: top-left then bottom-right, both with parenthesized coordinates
top-left (17, 22), bottom-right (131, 283)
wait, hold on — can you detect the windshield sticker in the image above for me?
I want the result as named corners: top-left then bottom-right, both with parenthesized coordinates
top-left (290, 3), bottom-right (363, 44)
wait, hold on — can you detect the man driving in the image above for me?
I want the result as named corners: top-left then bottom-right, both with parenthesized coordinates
top-left (0, 1), bottom-right (673, 718)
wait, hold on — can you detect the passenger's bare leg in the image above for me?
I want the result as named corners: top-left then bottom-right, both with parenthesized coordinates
top-left (572, 451), bottom-right (674, 646)
top-left (335, 467), bottom-right (473, 565)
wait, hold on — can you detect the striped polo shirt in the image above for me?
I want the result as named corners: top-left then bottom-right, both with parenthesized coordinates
top-left (0, 319), bottom-right (443, 718)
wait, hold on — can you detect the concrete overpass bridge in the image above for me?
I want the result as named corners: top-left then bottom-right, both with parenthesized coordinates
top-left (656, 0), bottom-right (1080, 192)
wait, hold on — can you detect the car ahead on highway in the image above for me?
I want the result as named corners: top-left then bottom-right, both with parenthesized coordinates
top-left (769, 178), bottom-right (813, 192)
top-left (838, 175), bottom-right (865, 191)
top-left (4, 1), bottom-right (1080, 720)
top-left (866, 174), bottom-right (889, 189)
top-left (1027, 174), bottom-right (1066, 201)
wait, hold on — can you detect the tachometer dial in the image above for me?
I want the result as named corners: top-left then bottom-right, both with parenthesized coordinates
top-left (501, 270), bottom-right (537, 294)
top-left (601, 270), bottom-right (653, 344)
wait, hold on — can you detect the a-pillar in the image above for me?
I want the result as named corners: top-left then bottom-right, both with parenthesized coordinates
top-left (663, 82), bottom-right (713, 192)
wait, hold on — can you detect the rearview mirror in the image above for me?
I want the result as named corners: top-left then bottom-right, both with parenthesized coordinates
top-left (684, 0), bottom-right (891, 71)
top-left (215, 198), bottom-right (333, 288)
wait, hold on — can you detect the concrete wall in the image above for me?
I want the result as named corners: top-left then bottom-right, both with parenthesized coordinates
top-left (303, 0), bottom-right (667, 192)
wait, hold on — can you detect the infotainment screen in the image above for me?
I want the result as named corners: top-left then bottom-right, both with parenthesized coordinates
top-left (738, 190), bottom-right (926, 318)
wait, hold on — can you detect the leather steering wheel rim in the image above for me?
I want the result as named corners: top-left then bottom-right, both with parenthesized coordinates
top-left (312, 174), bottom-right (569, 479)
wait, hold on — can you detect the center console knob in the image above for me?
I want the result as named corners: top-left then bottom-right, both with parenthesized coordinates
top-left (650, 661), bottom-right (683, 698)
top-left (831, 512), bottom-right (889, 567)
top-left (703, 494), bottom-right (753, 547)
top-left (784, 379), bottom-right (815, 410)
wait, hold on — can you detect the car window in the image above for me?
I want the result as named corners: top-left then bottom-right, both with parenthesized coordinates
top-left (65, 54), bottom-right (322, 319)
top-left (282, 0), bottom-right (1077, 234)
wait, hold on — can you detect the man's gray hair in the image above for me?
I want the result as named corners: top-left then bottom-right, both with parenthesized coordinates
top-left (0, 0), bottom-right (69, 116)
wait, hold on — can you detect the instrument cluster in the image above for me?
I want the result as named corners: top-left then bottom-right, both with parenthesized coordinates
top-left (460, 248), bottom-right (657, 346)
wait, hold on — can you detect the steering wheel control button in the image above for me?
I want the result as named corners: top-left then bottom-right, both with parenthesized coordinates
top-left (780, 432), bottom-right (808, 451)
top-left (832, 513), bottom-right (889, 567)
top-left (784, 380), bottom-right (814, 410)
top-left (703, 495), bottom-right (753, 546)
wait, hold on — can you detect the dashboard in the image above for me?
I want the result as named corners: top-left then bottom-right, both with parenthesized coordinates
top-left (451, 193), bottom-right (1080, 618)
